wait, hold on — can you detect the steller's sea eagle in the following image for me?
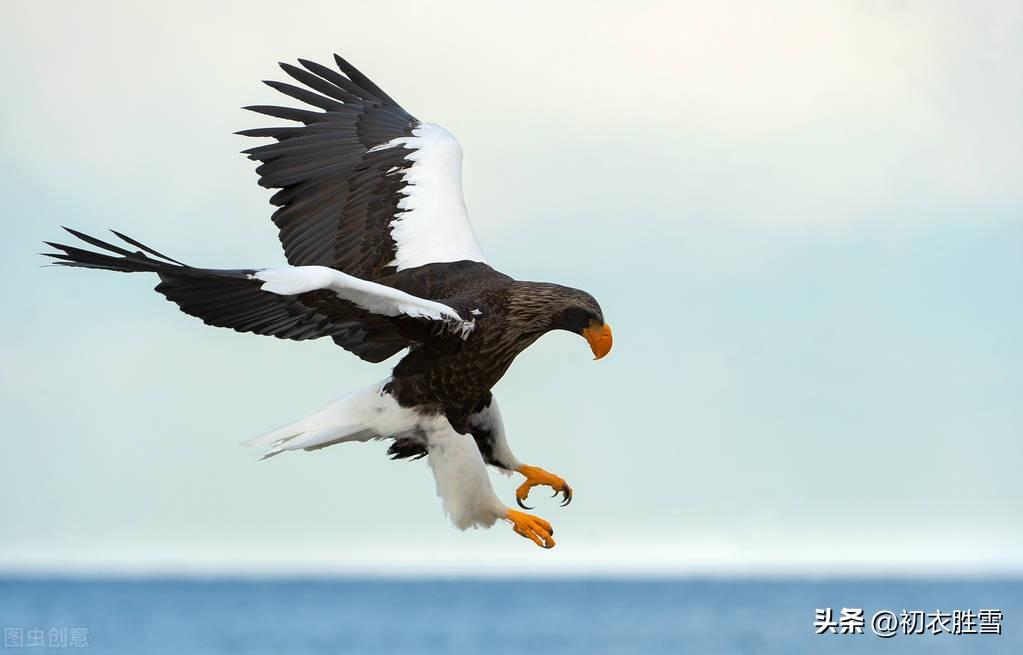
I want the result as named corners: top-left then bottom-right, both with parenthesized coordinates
top-left (43, 54), bottom-right (612, 549)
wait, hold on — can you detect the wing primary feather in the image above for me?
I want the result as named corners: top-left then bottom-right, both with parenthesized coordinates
top-left (61, 227), bottom-right (135, 257)
top-left (332, 54), bottom-right (398, 106)
top-left (262, 80), bottom-right (343, 111)
top-left (279, 62), bottom-right (360, 104)
top-left (235, 127), bottom-right (303, 139)
top-left (297, 58), bottom-right (382, 104)
top-left (110, 230), bottom-right (186, 265)
top-left (242, 105), bottom-right (324, 124)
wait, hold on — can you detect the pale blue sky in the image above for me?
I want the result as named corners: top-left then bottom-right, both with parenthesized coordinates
top-left (2, 0), bottom-right (1021, 575)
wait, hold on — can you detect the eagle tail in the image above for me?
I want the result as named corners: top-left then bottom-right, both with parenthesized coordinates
top-left (243, 380), bottom-right (416, 459)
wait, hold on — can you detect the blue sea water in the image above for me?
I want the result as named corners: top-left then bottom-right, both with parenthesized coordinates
top-left (0, 578), bottom-right (1019, 654)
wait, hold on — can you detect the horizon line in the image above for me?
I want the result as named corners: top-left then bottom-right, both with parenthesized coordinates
top-left (3, 556), bottom-right (1021, 580)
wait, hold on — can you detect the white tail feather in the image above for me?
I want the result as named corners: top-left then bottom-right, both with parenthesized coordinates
top-left (243, 380), bottom-right (421, 459)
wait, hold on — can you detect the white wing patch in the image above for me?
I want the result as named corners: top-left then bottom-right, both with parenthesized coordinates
top-left (250, 265), bottom-right (475, 337)
top-left (372, 123), bottom-right (487, 271)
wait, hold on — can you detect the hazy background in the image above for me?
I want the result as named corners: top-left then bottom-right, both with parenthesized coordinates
top-left (2, 0), bottom-right (1020, 576)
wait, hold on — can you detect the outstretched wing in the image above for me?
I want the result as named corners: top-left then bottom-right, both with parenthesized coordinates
top-left (240, 55), bottom-right (486, 280)
top-left (43, 229), bottom-right (475, 362)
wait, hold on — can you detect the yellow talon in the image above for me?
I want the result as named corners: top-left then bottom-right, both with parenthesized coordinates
top-left (515, 464), bottom-right (573, 508)
top-left (506, 509), bottom-right (555, 549)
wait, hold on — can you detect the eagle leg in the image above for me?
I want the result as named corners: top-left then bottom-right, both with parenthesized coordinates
top-left (515, 465), bottom-right (573, 509)
top-left (505, 509), bottom-right (555, 549)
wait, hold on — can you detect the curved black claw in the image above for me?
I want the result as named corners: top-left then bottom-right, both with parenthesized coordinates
top-left (559, 486), bottom-right (573, 507)
top-left (516, 496), bottom-right (533, 510)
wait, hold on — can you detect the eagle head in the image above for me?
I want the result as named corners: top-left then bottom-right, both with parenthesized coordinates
top-left (549, 289), bottom-right (612, 360)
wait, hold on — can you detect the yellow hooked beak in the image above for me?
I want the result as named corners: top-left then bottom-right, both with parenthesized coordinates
top-left (582, 321), bottom-right (613, 360)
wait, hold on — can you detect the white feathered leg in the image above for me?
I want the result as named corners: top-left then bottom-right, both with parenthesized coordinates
top-left (422, 421), bottom-right (506, 529)
top-left (424, 419), bottom-right (554, 546)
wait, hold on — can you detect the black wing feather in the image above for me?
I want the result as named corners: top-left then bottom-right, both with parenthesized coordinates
top-left (42, 230), bottom-right (461, 363)
top-left (280, 62), bottom-right (361, 104)
top-left (241, 55), bottom-right (418, 280)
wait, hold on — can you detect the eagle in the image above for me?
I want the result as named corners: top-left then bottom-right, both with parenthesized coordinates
top-left (43, 54), bottom-right (612, 549)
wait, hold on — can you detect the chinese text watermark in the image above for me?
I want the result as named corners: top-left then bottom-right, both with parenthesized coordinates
top-left (815, 608), bottom-right (1002, 638)
top-left (3, 627), bottom-right (89, 649)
